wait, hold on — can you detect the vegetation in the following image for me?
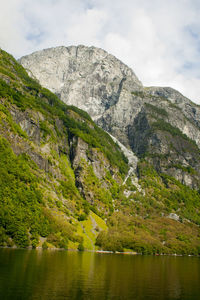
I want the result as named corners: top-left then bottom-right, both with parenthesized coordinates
top-left (95, 160), bottom-right (200, 254)
top-left (78, 242), bottom-right (84, 251)
top-left (152, 119), bottom-right (198, 147)
top-left (0, 137), bottom-right (47, 247)
top-left (0, 48), bottom-right (127, 249)
top-left (0, 49), bottom-right (128, 175)
top-left (131, 91), bottom-right (145, 98)
top-left (0, 48), bottom-right (200, 255)
top-left (145, 103), bottom-right (168, 117)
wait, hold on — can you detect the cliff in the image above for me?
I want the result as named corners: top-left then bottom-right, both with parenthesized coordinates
top-left (0, 48), bottom-right (199, 254)
top-left (20, 46), bottom-right (200, 188)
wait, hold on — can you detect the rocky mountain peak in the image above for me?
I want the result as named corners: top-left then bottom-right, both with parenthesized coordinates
top-left (19, 45), bottom-right (142, 120)
top-left (19, 45), bottom-right (200, 188)
top-left (1, 48), bottom-right (200, 254)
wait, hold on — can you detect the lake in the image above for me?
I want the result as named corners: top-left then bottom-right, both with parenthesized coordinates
top-left (0, 249), bottom-right (199, 299)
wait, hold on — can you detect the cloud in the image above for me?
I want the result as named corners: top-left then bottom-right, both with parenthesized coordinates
top-left (0, 0), bottom-right (200, 103)
top-left (66, 8), bottom-right (108, 46)
top-left (0, 0), bottom-right (31, 56)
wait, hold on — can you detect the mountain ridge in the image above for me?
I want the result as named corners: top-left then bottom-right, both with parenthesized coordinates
top-left (0, 47), bottom-right (200, 254)
top-left (19, 45), bottom-right (200, 188)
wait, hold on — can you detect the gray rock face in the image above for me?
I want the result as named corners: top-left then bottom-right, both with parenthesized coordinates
top-left (147, 86), bottom-right (200, 135)
top-left (108, 133), bottom-right (138, 171)
top-left (19, 46), bottom-right (200, 146)
top-left (19, 45), bottom-right (200, 187)
top-left (167, 213), bottom-right (180, 221)
top-left (19, 45), bottom-right (142, 120)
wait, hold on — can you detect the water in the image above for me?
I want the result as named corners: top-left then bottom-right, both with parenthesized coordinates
top-left (0, 249), bottom-right (199, 300)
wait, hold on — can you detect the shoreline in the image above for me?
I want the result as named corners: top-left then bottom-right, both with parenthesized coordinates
top-left (0, 246), bottom-right (199, 257)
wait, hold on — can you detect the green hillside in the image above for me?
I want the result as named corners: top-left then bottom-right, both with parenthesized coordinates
top-left (0, 49), bottom-right (200, 255)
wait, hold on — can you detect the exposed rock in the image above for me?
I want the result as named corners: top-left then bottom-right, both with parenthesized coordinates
top-left (19, 45), bottom-right (200, 148)
top-left (10, 107), bottom-right (41, 145)
top-left (167, 213), bottom-right (180, 221)
top-left (108, 132), bottom-right (138, 171)
top-left (19, 45), bottom-right (200, 188)
top-left (19, 45), bottom-right (142, 120)
top-left (2, 47), bottom-right (200, 255)
top-left (147, 86), bottom-right (200, 129)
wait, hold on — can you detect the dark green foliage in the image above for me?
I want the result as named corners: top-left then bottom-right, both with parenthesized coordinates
top-left (137, 161), bottom-right (200, 225)
top-left (0, 48), bottom-right (128, 249)
top-left (168, 164), bottom-right (196, 174)
top-left (0, 48), bottom-right (41, 91)
top-left (83, 202), bottom-right (90, 215)
top-left (42, 241), bottom-right (48, 250)
top-left (59, 180), bottom-right (81, 201)
top-left (31, 233), bottom-right (39, 249)
top-left (39, 120), bottom-right (52, 139)
top-left (96, 162), bottom-right (200, 255)
top-left (0, 227), bottom-right (13, 247)
top-left (79, 162), bottom-right (114, 214)
top-left (67, 105), bottom-right (92, 122)
top-left (0, 137), bottom-right (51, 247)
top-left (47, 233), bottom-right (68, 249)
top-left (0, 102), bottom-right (27, 138)
top-left (152, 119), bottom-right (198, 147)
top-left (131, 91), bottom-right (145, 98)
top-left (95, 231), bottom-right (124, 252)
top-left (0, 49), bottom-right (128, 175)
top-left (145, 103), bottom-right (168, 117)
top-left (0, 78), bottom-right (27, 110)
top-left (56, 200), bottom-right (62, 209)
top-left (0, 66), bottom-right (16, 80)
top-left (58, 239), bottom-right (68, 250)
top-left (1, 48), bottom-right (200, 254)
top-left (78, 242), bottom-right (84, 251)
top-left (78, 214), bottom-right (87, 221)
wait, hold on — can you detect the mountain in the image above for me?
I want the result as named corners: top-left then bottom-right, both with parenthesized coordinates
top-left (0, 48), bottom-right (200, 255)
top-left (20, 46), bottom-right (200, 188)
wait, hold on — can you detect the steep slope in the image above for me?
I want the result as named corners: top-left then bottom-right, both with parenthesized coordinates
top-left (1, 49), bottom-right (200, 255)
top-left (19, 46), bottom-right (200, 188)
top-left (0, 49), bottom-right (128, 250)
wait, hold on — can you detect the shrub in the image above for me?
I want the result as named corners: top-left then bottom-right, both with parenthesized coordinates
top-left (78, 242), bottom-right (84, 251)
top-left (42, 241), bottom-right (48, 250)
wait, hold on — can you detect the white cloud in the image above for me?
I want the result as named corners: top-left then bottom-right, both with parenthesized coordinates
top-left (0, 0), bottom-right (31, 56)
top-left (66, 8), bottom-right (108, 46)
top-left (0, 0), bottom-right (200, 104)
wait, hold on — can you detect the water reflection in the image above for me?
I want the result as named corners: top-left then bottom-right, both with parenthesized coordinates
top-left (0, 249), bottom-right (199, 299)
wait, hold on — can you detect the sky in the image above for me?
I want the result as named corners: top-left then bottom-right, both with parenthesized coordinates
top-left (1, 0), bottom-right (200, 104)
